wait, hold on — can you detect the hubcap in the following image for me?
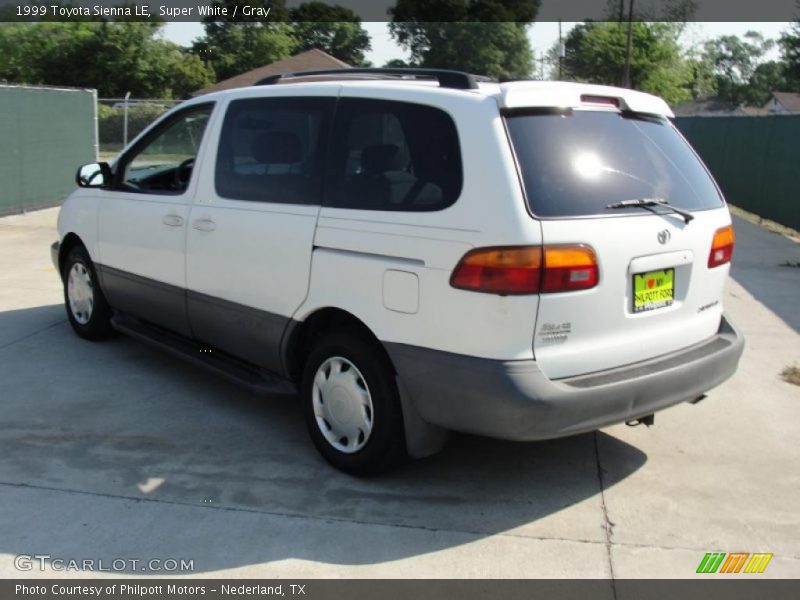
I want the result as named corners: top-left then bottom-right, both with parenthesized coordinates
top-left (67, 262), bottom-right (94, 325)
top-left (312, 356), bottom-right (374, 454)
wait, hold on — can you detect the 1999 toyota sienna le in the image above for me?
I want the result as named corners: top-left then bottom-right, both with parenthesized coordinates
top-left (52, 68), bottom-right (744, 474)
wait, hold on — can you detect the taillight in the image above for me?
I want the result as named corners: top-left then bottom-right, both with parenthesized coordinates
top-left (708, 225), bottom-right (735, 268)
top-left (542, 245), bottom-right (599, 292)
top-left (450, 246), bottom-right (543, 295)
top-left (450, 244), bottom-right (598, 295)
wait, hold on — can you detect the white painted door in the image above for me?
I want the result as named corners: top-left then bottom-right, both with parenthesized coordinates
top-left (185, 95), bottom-right (335, 373)
top-left (96, 103), bottom-right (215, 336)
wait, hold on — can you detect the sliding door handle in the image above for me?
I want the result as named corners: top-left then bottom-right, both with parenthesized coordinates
top-left (192, 218), bottom-right (216, 232)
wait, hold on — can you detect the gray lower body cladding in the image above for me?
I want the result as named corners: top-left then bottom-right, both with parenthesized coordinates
top-left (385, 315), bottom-right (744, 441)
top-left (52, 238), bottom-right (744, 446)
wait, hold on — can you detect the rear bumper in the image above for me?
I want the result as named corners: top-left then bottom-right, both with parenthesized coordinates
top-left (386, 315), bottom-right (744, 441)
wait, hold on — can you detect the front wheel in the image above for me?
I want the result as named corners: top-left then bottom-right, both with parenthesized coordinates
top-left (62, 245), bottom-right (115, 340)
top-left (301, 331), bottom-right (406, 475)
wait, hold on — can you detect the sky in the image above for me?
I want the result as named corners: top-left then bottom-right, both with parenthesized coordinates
top-left (162, 21), bottom-right (793, 67)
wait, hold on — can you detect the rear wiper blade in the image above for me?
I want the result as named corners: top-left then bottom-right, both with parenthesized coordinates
top-left (606, 198), bottom-right (694, 224)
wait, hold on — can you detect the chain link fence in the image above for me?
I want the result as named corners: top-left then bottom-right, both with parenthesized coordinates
top-left (98, 98), bottom-right (182, 161)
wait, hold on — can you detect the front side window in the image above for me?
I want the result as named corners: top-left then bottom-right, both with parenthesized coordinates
top-left (325, 99), bottom-right (463, 211)
top-left (120, 104), bottom-right (213, 194)
top-left (215, 97), bottom-right (334, 205)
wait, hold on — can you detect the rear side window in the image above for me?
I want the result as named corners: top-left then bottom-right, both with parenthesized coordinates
top-left (215, 97), bottom-right (333, 205)
top-left (505, 110), bottom-right (724, 218)
top-left (325, 98), bottom-right (462, 211)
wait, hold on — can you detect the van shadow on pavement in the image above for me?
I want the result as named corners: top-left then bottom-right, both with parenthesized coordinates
top-left (0, 304), bottom-right (646, 573)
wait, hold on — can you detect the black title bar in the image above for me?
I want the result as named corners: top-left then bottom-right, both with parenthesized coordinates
top-left (4, 580), bottom-right (800, 600)
top-left (0, 0), bottom-right (799, 23)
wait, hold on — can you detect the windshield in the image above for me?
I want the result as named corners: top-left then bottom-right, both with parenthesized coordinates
top-left (504, 110), bottom-right (724, 218)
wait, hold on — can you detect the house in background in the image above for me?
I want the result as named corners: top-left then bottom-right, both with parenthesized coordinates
top-left (671, 94), bottom-right (769, 117)
top-left (673, 91), bottom-right (800, 117)
top-left (193, 48), bottom-right (350, 96)
top-left (672, 94), bottom-right (739, 116)
top-left (763, 91), bottom-right (800, 114)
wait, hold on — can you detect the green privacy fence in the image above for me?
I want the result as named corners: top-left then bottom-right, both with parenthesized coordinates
top-left (0, 84), bottom-right (96, 215)
top-left (674, 114), bottom-right (800, 231)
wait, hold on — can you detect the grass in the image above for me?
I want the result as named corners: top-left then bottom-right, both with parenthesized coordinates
top-left (781, 365), bottom-right (800, 386)
top-left (98, 152), bottom-right (119, 162)
top-left (98, 144), bottom-right (123, 163)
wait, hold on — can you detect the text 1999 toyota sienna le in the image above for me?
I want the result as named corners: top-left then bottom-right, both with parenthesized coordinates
top-left (53, 68), bottom-right (744, 474)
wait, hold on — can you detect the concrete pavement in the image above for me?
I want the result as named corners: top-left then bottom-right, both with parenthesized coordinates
top-left (0, 208), bottom-right (798, 579)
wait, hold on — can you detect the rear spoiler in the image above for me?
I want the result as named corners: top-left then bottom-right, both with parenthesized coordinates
top-left (499, 82), bottom-right (674, 118)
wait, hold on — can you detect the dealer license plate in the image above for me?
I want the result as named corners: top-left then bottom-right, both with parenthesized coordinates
top-left (633, 268), bottom-right (674, 313)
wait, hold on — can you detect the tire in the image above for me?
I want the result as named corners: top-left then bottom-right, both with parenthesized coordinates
top-left (62, 244), bottom-right (115, 340)
top-left (301, 330), bottom-right (407, 476)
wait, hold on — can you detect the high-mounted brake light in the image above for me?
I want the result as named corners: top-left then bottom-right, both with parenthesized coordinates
top-left (580, 94), bottom-right (620, 108)
top-left (450, 245), bottom-right (598, 295)
top-left (708, 225), bottom-right (735, 268)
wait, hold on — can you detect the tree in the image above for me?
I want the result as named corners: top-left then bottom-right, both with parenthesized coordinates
top-left (192, 0), bottom-right (296, 81)
top-left (702, 32), bottom-right (775, 104)
top-left (388, 1), bottom-right (540, 79)
top-left (746, 61), bottom-right (788, 104)
top-left (681, 51), bottom-right (717, 99)
top-left (288, 2), bottom-right (371, 66)
top-left (0, 22), bottom-right (213, 97)
top-left (780, 16), bottom-right (800, 92)
top-left (150, 42), bottom-right (216, 98)
top-left (559, 21), bottom-right (693, 105)
top-left (383, 59), bottom-right (412, 68)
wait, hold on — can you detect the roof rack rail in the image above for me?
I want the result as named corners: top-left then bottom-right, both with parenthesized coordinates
top-left (255, 68), bottom-right (491, 90)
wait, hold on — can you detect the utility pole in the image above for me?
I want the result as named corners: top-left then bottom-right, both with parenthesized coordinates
top-left (123, 91), bottom-right (131, 147)
top-left (558, 20), bottom-right (564, 80)
top-left (622, 0), bottom-right (635, 88)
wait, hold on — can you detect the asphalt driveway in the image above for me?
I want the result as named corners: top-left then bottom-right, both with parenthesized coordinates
top-left (0, 208), bottom-right (798, 582)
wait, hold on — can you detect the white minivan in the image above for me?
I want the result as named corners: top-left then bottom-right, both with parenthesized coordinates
top-left (54, 68), bottom-right (744, 474)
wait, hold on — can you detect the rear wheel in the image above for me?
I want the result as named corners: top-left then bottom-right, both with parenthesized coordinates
top-left (301, 331), bottom-right (406, 475)
top-left (62, 245), bottom-right (115, 340)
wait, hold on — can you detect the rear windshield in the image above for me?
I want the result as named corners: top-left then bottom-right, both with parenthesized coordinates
top-left (504, 110), bottom-right (724, 218)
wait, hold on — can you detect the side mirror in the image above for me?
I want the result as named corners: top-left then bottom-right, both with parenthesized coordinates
top-left (76, 162), bottom-right (112, 188)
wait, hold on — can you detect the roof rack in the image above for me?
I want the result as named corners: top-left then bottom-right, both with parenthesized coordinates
top-left (255, 68), bottom-right (490, 90)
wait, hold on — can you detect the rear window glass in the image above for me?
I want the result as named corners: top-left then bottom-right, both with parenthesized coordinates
top-left (504, 110), bottom-right (723, 218)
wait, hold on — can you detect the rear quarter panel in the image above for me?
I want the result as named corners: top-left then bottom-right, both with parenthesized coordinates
top-left (295, 86), bottom-right (544, 360)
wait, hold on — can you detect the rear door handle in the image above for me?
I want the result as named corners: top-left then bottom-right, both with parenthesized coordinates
top-left (162, 214), bottom-right (183, 227)
top-left (192, 218), bottom-right (216, 232)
